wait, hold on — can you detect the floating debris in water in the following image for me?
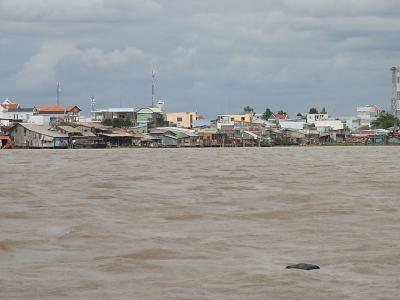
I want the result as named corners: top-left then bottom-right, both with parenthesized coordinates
top-left (286, 263), bottom-right (320, 270)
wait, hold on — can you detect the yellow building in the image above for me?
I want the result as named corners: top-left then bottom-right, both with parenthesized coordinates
top-left (165, 112), bottom-right (198, 128)
top-left (217, 114), bottom-right (254, 123)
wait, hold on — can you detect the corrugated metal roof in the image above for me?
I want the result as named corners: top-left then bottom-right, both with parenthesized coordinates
top-left (57, 126), bottom-right (81, 133)
top-left (169, 128), bottom-right (197, 137)
top-left (100, 132), bottom-right (137, 138)
top-left (164, 129), bottom-right (198, 139)
top-left (18, 124), bottom-right (68, 138)
top-left (150, 128), bottom-right (169, 134)
top-left (196, 128), bottom-right (219, 134)
top-left (243, 131), bottom-right (258, 139)
top-left (76, 122), bottom-right (112, 130)
top-left (137, 107), bottom-right (163, 114)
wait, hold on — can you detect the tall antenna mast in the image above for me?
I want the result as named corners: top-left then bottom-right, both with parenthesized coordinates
top-left (391, 66), bottom-right (400, 132)
top-left (57, 82), bottom-right (61, 105)
top-left (90, 96), bottom-right (96, 120)
top-left (391, 67), bottom-right (397, 116)
top-left (152, 70), bottom-right (156, 107)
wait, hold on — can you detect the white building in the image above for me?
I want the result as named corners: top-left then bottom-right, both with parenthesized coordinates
top-left (1, 100), bottom-right (81, 126)
top-left (356, 104), bottom-right (381, 128)
top-left (0, 99), bottom-right (34, 126)
top-left (280, 120), bottom-right (305, 130)
top-left (92, 108), bottom-right (135, 122)
top-left (314, 119), bottom-right (344, 131)
top-left (338, 117), bottom-right (361, 131)
top-left (306, 114), bottom-right (329, 124)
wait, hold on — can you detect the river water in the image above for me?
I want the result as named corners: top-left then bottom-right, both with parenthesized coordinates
top-left (0, 147), bottom-right (399, 299)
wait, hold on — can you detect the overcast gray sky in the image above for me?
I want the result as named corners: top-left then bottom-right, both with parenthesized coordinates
top-left (1, 0), bottom-right (399, 117)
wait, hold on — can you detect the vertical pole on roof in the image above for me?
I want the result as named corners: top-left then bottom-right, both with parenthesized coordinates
top-left (57, 82), bottom-right (61, 105)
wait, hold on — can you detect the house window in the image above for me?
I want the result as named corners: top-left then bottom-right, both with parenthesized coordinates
top-left (231, 118), bottom-right (234, 121)
top-left (177, 117), bottom-right (183, 122)
top-left (241, 117), bottom-right (245, 121)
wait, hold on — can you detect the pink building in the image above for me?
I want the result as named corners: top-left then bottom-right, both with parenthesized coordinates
top-left (165, 112), bottom-right (199, 128)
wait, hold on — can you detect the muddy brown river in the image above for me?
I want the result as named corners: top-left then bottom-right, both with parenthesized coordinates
top-left (0, 147), bottom-right (399, 299)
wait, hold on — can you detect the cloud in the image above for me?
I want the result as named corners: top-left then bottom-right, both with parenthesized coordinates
top-left (15, 41), bottom-right (78, 89)
top-left (0, 0), bottom-right (161, 22)
top-left (76, 47), bottom-right (145, 68)
top-left (0, 0), bottom-right (399, 116)
top-left (283, 0), bottom-right (400, 16)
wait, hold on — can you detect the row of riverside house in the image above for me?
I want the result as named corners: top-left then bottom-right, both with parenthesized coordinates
top-left (1, 98), bottom-right (400, 149)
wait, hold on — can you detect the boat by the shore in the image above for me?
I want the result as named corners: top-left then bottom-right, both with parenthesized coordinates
top-left (72, 139), bottom-right (107, 149)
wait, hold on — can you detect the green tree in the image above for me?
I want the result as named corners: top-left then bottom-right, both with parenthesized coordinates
top-left (123, 118), bottom-right (133, 127)
top-left (296, 113), bottom-right (303, 117)
top-left (102, 118), bottom-right (113, 126)
top-left (243, 106), bottom-right (254, 114)
top-left (309, 107), bottom-right (319, 114)
top-left (277, 110), bottom-right (287, 115)
top-left (112, 118), bottom-right (123, 128)
top-left (103, 117), bottom-right (133, 128)
top-left (371, 112), bottom-right (399, 129)
top-left (262, 108), bottom-right (273, 120)
top-left (321, 107), bottom-right (327, 114)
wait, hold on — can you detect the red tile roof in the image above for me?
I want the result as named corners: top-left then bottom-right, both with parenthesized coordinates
top-left (65, 105), bottom-right (81, 112)
top-left (34, 104), bottom-right (81, 112)
top-left (272, 113), bottom-right (288, 120)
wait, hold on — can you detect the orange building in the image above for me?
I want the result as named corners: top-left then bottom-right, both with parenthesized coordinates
top-left (165, 112), bottom-right (199, 128)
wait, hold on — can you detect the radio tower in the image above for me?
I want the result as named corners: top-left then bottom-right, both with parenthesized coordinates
top-left (56, 82), bottom-right (61, 105)
top-left (90, 96), bottom-right (96, 120)
top-left (391, 67), bottom-right (400, 117)
top-left (391, 66), bottom-right (400, 132)
top-left (151, 70), bottom-right (156, 107)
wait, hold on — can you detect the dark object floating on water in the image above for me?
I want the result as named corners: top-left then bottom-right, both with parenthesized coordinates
top-left (286, 263), bottom-right (320, 270)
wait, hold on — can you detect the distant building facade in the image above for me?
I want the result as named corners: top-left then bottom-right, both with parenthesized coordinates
top-left (280, 120), bottom-right (305, 130)
top-left (0, 99), bottom-right (34, 126)
top-left (9, 123), bottom-right (69, 148)
top-left (217, 114), bottom-right (254, 124)
top-left (314, 119), bottom-right (344, 131)
top-left (136, 107), bottom-right (165, 127)
top-left (306, 114), bottom-right (329, 124)
top-left (356, 104), bottom-right (381, 128)
top-left (165, 112), bottom-right (199, 128)
top-left (339, 117), bottom-right (361, 131)
top-left (31, 104), bottom-right (81, 124)
top-left (92, 108), bottom-right (136, 122)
